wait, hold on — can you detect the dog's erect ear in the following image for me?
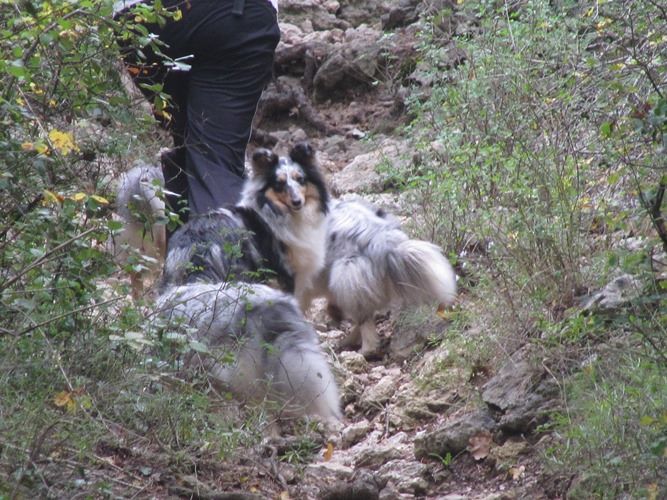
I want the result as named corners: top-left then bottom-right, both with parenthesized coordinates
top-left (289, 142), bottom-right (316, 170)
top-left (251, 148), bottom-right (279, 177)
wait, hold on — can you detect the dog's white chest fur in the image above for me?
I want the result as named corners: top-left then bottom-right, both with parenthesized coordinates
top-left (279, 204), bottom-right (327, 307)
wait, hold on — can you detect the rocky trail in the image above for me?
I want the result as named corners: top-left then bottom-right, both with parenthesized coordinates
top-left (173, 1), bottom-right (569, 498)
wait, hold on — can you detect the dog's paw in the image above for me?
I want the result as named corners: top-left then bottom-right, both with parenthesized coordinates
top-left (359, 345), bottom-right (384, 361)
top-left (338, 331), bottom-right (361, 350)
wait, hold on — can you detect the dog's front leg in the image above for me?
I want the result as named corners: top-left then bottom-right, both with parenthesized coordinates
top-left (296, 285), bottom-right (313, 314)
top-left (130, 271), bottom-right (144, 301)
top-left (339, 324), bottom-right (361, 350)
top-left (359, 320), bottom-right (382, 360)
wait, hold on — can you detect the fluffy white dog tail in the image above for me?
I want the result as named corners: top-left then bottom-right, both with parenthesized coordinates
top-left (387, 240), bottom-right (457, 307)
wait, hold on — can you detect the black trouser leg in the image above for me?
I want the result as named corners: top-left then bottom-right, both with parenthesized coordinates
top-left (117, 0), bottom-right (280, 219)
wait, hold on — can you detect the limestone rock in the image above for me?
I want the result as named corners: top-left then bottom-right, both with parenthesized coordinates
top-left (377, 459), bottom-right (430, 494)
top-left (579, 273), bottom-right (642, 313)
top-left (341, 418), bottom-right (372, 448)
top-left (414, 411), bottom-right (496, 460)
top-left (340, 351), bottom-right (369, 374)
top-left (359, 374), bottom-right (399, 412)
top-left (481, 348), bottom-right (560, 433)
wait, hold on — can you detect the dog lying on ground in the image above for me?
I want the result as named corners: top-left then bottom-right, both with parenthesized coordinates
top-left (161, 142), bottom-right (329, 310)
top-left (156, 281), bottom-right (341, 424)
top-left (307, 197), bottom-right (457, 359)
top-left (114, 163), bottom-right (166, 300)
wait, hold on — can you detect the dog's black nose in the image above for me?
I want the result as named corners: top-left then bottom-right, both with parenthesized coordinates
top-left (291, 198), bottom-right (303, 209)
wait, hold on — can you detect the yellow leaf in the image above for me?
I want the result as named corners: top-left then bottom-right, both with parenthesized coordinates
top-left (35, 142), bottom-right (49, 155)
top-left (71, 192), bottom-right (87, 202)
top-left (43, 190), bottom-right (63, 205)
top-left (54, 391), bottom-right (77, 412)
top-left (54, 391), bottom-right (72, 407)
top-left (21, 142), bottom-right (34, 151)
top-left (29, 82), bottom-right (44, 95)
top-left (595, 18), bottom-right (612, 31)
top-left (647, 483), bottom-right (658, 500)
top-left (436, 303), bottom-right (450, 320)
top-left (79, 395), bottom-right (93, 410)
top-left (58, 29), bottom-right (79, 40)
top-left (48, 129), bottom-right (79, 156)
top-left (279, 492), bottom-right (290, 500)
top-left (90, 194), bottom-right (110, 205)
top-left (323, 441), bottom-right (334, 461)
top-left (172, 8), bottom-right (182, 21)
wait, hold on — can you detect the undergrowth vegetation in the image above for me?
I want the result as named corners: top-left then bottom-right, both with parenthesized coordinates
top-left (404, 0), bottom-right (666, 495)
top-left (0, 1), bottom-right (268, 496)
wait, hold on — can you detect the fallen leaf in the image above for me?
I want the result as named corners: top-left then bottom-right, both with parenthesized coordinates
top-left (323, 441), bottom-right (334, 461)
top-left (436, 303), bottom-right (449, 319)
top-left (53, 391), bottom-right (72, 407)
top-left (53, 391), bottom-right (76, 412)
top-left (508, 464), bottom-right (525, 481)
top-left (279, 491), bottom-right (290, 500)
top-left (467, 430), bottom-right (493, 460)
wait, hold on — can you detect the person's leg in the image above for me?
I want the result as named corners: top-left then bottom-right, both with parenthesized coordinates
top-left (181, 0), bottom-right (280, 214)
top-left (117, 0), bottom-right (280, 216)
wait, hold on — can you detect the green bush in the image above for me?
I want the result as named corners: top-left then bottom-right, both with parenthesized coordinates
top-left (403, 0), bottom-right (664, 333)
top-left (0, 2), bottom-right (262, 496)
top-left (405, 0), bottom-right (666, 494)
top-left (549, 349), bottom-right (667, 497)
